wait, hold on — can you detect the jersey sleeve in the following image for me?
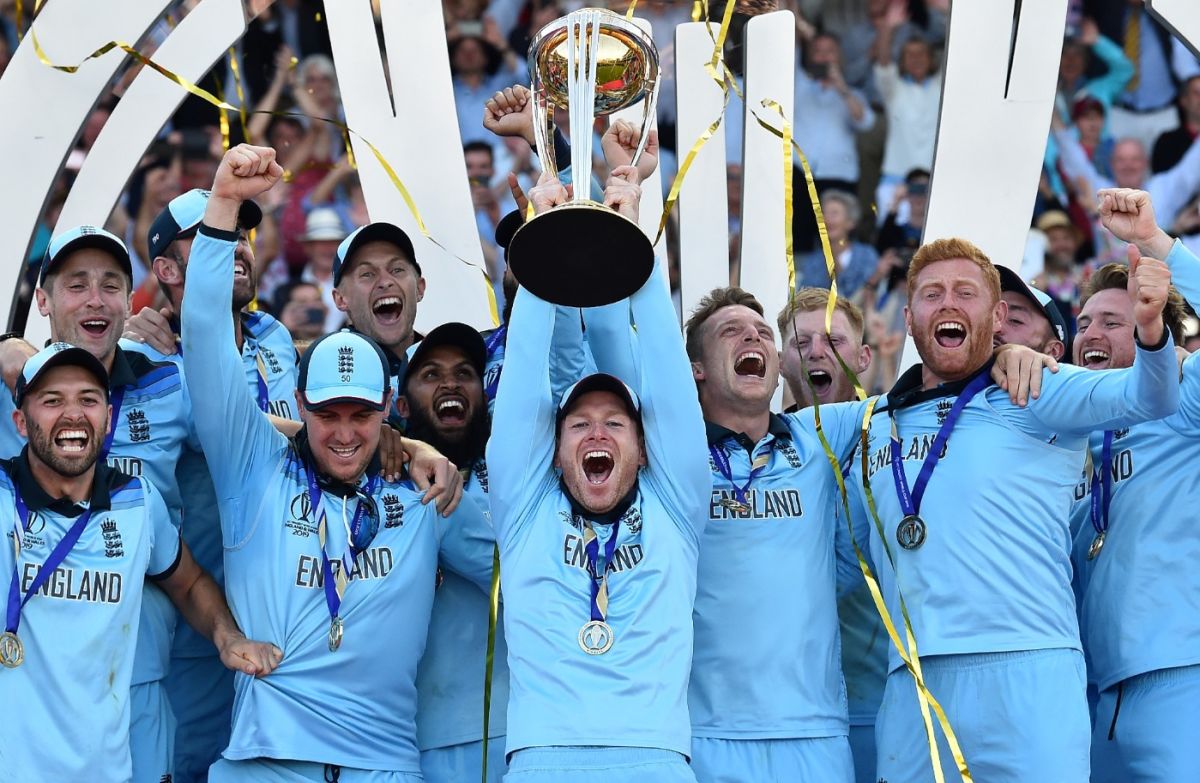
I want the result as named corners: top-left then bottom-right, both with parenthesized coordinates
top-left (549, 305), bottom-right (591, 402)
top-left (142, 477), bottom-right (182, 580)
top-left (486, 287), bottom-right (559, 546)
top-left (583, 301), bottom-right (641, 389)
top-left (436, 497), bottom-right (498, 594)
top-left (627, 264), bottom-right (710, 527)
top-left (1024, 333), bottom-right (1180, 435)
top-left (181, 227), bottom-right (288, 517)
top-left (789, 399), bottom-right (871, 463)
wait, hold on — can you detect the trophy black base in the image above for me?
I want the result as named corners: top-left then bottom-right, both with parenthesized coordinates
top-left (507, 202), bottom-right (655, 308)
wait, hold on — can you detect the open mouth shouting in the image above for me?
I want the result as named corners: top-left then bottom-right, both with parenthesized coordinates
top-left (79, 317), bottom-right (110, 338)
top-left (933, 320), bottom-right (967, 349)
top-left (53, 427), bottom-right (90, 454)
top-left (1080, 347), bottom-right (1110, 369)
top-left (734, 350), bottom-right (766, 378)
top-left (434, 394), bottom-right (468, 426)
top-left (233, 258), bottom-right (250, 282)
top-left (807, 368), bottom-right (833, 395)
top-left (582, 449), bottom-right (615, 485)
top-left (372, 296), bottom-right (404, 326)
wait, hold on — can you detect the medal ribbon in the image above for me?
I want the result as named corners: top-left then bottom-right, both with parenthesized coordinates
top-left (581, 521), bottom-right (620, 622)
top-left (888, 367), bottom-right (992, 522)
top-left (1089, 431), bottom-right (1114, 536)
top-left (306, 469), bottom-right (381, 626)
top-left (100, 386), bottom-right (125, 459)
top-left (6, 488), bottom-right (93, 635)
top-left (483, 325), bottom-right (507, 400)
top-left (709, 440), bottom-right (773, 507)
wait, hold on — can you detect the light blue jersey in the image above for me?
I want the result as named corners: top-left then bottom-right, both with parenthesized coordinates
top-left (416, 462), bottom-right (508, 753)
top-left (0, 458), bottom-right (179, 783)
top-left (0, 344), bottom-right (199, 687)
top-left (850, 336), bottom-right (1177, 673)
top-left (183, 225), bottom-right (493, 772)
top-left (1073, 240), bottom-right (1200, 692)
top-left (690, 407), bottom-right (865, 741)
top-left (487, 264), bottom-right (710, 757)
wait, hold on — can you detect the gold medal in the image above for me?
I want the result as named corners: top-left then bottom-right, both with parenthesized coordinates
top-left (578, 620), bottom-right (614, 655)
top-left (328, 616), bottom-right (344, 652)
top-left (0, 631), bottom-right (24, 668)
top-left (1087, 532), bottom-right (1106, 561)
top-left (719, 497), bottom-right (750, 514)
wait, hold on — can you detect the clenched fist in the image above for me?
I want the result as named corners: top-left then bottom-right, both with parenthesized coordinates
top-left (1127, 244), bottom-right (1172, 346)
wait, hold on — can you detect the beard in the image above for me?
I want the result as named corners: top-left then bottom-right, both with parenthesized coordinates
top-left (403, 403), bottom-right (490, 469)
top-left (26, 418), bottom-right (101, 478)
top-left (502, 271), bottom-right (518, 324)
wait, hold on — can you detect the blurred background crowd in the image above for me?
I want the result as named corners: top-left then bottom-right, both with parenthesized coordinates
top-left (7, 0), bottom-right (1200, 393)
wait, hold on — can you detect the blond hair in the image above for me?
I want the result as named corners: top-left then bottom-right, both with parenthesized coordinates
top-left (776, 287), bottom-right (866, 342)
top-left (684, 286), bottom-right (764, 361)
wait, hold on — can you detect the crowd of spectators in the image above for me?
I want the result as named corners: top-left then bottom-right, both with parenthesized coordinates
top-left (16, 0), bottom-right (1200, 394)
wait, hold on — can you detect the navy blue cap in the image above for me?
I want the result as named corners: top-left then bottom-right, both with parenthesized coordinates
top-left (148, 188), bottom-right (263, 261)
top-left (403, 322), bottom-right (486, 388)
top-left (15, 342), bottom-right (110, 407)
top-left (557, 372), bottom-right (641, 425)
top-left (333, 222), bottom-right (420, 287)
top-left (998, 266), bottom-right (1070, 343)
top-left (40, 225), bottom-right (133, 288)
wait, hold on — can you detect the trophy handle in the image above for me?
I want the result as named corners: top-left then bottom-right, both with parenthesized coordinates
top-left (628, 71), bottom-right (661, 169)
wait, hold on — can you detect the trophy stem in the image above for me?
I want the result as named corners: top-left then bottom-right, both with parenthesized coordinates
top-left (567, 12), bottom-right (601, 204)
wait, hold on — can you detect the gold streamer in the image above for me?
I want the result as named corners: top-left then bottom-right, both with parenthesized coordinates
top-left (228, 45), bottom-right (250, 142)
top-left (653, 0), bottom-right (737, 242)
top-left (626, 1), bottom-right (640, 20)
top-left (480, 545), bottom-right (501, 783)
top-left (30, 29), bottom-right (500, 327)
top-left (756, 101), bottom-right (972, 781)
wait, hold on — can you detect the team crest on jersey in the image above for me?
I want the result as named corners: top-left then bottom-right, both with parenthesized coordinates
top-left (472, 461), bottom-right (489, 493)
top-left (483, 365), bottom-right (501, 394)
top-left (382, 493), bottom-right (404, 528)
top-left (290, 492), bottom-right (312, 522)
top-left (260, 346), bottom-right (283, 375)
top-left (1113, 428), bottom-right (1129, 441)
top-left (560, 510), bottom-right (582, 532)
top-left (126, 408), bottom-right (151, 443)
top-left (100, 518), bottom-right (124, 558)
top-left (338, 346), bottom-right (355, 380)
top-left (777, 440), bottom-right (802, 468)
top-left (622, 507), bottom-right (642, 535)
top-left (935, 399), bottom-right (953, 425)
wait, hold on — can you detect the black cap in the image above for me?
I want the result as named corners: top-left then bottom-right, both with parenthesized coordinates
top-left (495, 209), bottom-right (524, 260)
top-left (333, 222), bottom-right (421, 286)
top-left (404, 322), bottom-right (487, 390)
top-left (40, 226), bottom-right (133, 287)
top-left (997, 266), bottom-right (1069, 343)
top-left (15, 343), bottom-right (110, 407)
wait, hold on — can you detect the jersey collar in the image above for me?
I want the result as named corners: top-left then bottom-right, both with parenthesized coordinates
top-left (109, 346), bottom-right (138, 390)
top-left (704, 413), bottom-right (792, 452)
top-left (563, 480), bottom-right (638, 527)
top-left (8, 448), bottom-right (119, 517)
top-left (883, 361), bottom-right (992, 414)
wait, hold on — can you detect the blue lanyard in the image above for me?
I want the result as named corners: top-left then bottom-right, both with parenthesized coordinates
top-left (889, 367), bottom-right (991, 520)
top-left (709, 440), bottom-right (773, 506)
top-left (305, 468), bottom-right (380, 621)
top-left (583, 521), bottom-right (620, 622)
top-left (101, 387), bottom-right (125, 459)
top-left (1089, 431), bottom-right (1114, 536)
top-left (483, 325), bottom-right (507, 400)
top-left (6, 488), bottom-right (93, 634)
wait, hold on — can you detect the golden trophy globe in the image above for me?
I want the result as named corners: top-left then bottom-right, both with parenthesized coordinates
top-left (508, 8), bottom-right (660, 307)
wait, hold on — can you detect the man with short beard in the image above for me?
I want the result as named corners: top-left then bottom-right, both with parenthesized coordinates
top-left (1069, 187), bottom-right (1200, 783)
top-left (402, 323), bottom-right (507, 782)
top-left (0, 225), bottom-right (242, 783)
top-left (994, 267), bottom-right (1069, 360)
top-left (489, 167), bottom-right (709, 780)
top-left (183, 144), bottom-right (489, 782)
top-left (0, 342), bottom-right (279, 782)
top-left (852, 236), bottom-right (1179, 782)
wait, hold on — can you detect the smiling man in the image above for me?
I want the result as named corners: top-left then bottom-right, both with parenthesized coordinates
top-left (994, 267), bottom-right (1069, 360)
top-left (330, 221), bottom-right (425, 418)
top-left (182, 144), bottom-right (490, 782)
top-left (1068, 188), bottom-right (1200, 783)
top-left (851, 236), bottom-right (1180, 783)
top-left (0, 343), bottom-right (278, 782)
top-left (489, 167), bottom-right (710, 781)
